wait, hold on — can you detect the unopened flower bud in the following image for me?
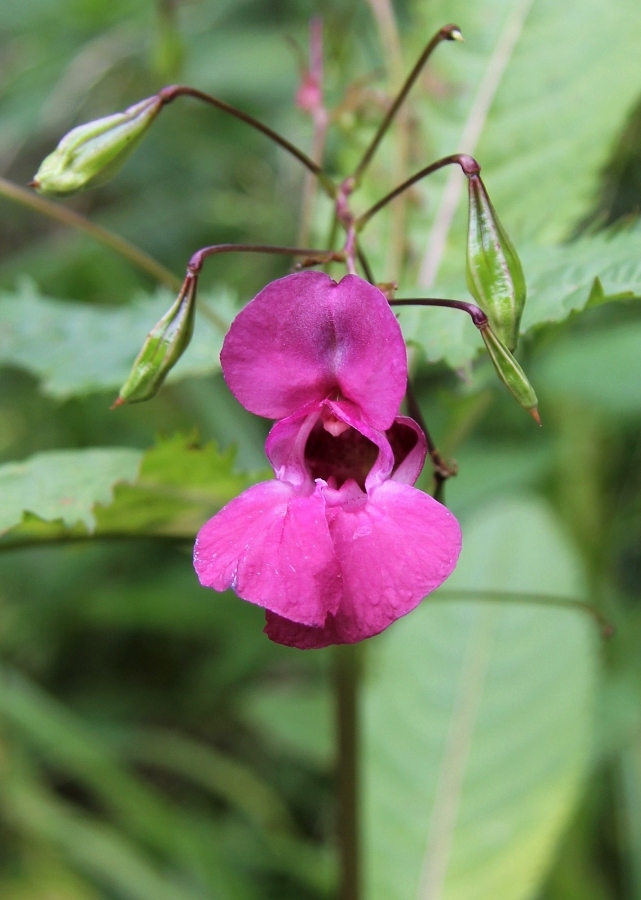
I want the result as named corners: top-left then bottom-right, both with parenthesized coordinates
top-left (466, 173), bottom-right (526, 352)
top-left (481, 325), bottom-right (540, 423)
top-left (113, 275), bottom-right (197, 406)
top-left (31, 95), bottom-right (162, 196)
top-left (296, 75), bottom-right (323, 114)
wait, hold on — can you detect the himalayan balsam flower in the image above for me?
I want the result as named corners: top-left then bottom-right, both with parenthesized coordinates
top-left (193, 272), bottom-right (462, 648)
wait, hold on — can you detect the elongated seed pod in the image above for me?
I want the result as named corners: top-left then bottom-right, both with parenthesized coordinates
top-left (467, 174), bottom-right (526, 352)
top-left (32, 95), bottom-right (162, 196)
top-left (114, 275), bottom-right (197, 406)
top-left (481, 325), bottom-right (540, 423)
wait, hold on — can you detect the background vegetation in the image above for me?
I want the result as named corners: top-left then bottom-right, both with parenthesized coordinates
top-left (2, 1), bottom-right (641, 898)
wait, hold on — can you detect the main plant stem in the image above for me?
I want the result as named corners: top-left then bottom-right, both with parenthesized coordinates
top-left (335, 643), bottom-right (361, 900)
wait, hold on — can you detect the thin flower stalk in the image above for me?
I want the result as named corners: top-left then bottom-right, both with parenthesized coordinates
top-left (158, 85), bottom-right (336, 196)
top-left (351, 23), bottom-right (463, 185)
top-left (356, 154), bottom-right (480, 229)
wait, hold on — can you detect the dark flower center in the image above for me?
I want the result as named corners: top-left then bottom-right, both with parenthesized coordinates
top-left (305, 422), bottom-right (378, 489)
top-left (304, 418), bottom-right (419, 490)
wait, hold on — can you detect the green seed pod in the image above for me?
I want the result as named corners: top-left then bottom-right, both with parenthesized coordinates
top-left (466, 173), bottom-right (526, 352)
top-left (481, 325), bottom-right (540, 423)
top-left (32, 95), bottom-right (162, 196)
top-left (113, 276), bottom-right (197, 406)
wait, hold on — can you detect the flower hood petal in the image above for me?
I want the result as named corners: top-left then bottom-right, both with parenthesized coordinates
top-left (221, 271), bottom-right (408, 430)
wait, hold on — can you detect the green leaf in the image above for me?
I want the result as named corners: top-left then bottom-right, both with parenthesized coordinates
top-left (186, 27), bottom-right (299, 99)
top-left (408, 0), bottom-right (641, 267)
top-left (520, 231), bottom-right (641, 331)
top-left (0, 281), bottom-right (235, 398)
top-left (618, 738), bottom-right (641, 899)
top-left (6, 774), bottom-right (214, 900)
top-left (0, 447), bottom-right (141, 534)
top-left (0, 670), bottom-right (257, 900)
top-left (400, 229), bottom-right (641, 369)
top-left (93, 433), bottom-right (266, 538)
top-left (363, 496), bottom-right (598, 900)
top-left (0, 667), bottom-right (186, 852)
top-left (445, 441), bottom-right (551, 513)
top-left (534, 319), bottom-right (641, 415)
top-left (0, 434), bottom-right (268, 548)
top-left (0, 860), bottom-right (102, 900)
top-left (239, 683), bottom-right (334, 770)
top-left (117, 727), bottom-right (295, 833)
top-left (383, 0), bottom-right (641, 369)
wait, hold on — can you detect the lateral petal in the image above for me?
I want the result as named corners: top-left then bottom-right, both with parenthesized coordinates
top-left (265, 482), bottom-right (461, 648)
top-left (194, 480), bottom-right (341, 626)
top-left (387, 416), bottom-right (427, 486)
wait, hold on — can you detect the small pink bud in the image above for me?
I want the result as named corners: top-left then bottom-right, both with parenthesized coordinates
top-left (296, 76), bottom-right (323, 113)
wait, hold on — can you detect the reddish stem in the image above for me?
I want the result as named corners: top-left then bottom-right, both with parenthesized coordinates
top-left (351, 24), bottom-right (463, 185)
top-left (357, 154), bottom-right (480, 228)
top-left (335, 644), bottom-right (361, 900)
top-left (187, 243), bottom-right (343, 275)
top-left (296, 18), bottom-right (330, 246)
top-left (389, 296), bottom-right (488, 330)
top-left (158, 85), bottom-right (336, 195)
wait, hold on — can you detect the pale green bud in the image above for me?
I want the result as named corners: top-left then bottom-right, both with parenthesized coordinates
top-left (467, 174), bottom-right (526, 352)
top-left (32, 95), bottom-right (162, 196)
top-left (481, 325), bottom-right (540, 423)
top-left (113, 276), bottom-right (197, 406)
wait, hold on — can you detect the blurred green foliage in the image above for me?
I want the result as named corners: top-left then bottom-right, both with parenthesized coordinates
top-left (2, 0), bottom-right (641, 898)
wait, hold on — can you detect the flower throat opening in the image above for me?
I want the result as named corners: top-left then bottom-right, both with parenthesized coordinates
top-left (304, 418), bottom-right (419, 490)
top-left (305, 421), bottom-right (378, 490)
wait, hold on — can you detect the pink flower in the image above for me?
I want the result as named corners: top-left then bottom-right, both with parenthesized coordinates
top-left (193, 272), bottom-right (462, 648)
